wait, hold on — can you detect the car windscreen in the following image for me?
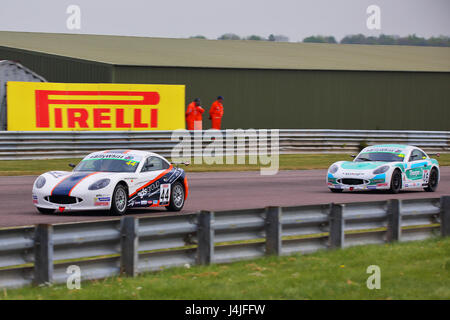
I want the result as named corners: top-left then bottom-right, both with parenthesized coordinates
top-left (355, 152), bottom-right (405, 162)
top-left (74, 157), bottom-right (141, 173)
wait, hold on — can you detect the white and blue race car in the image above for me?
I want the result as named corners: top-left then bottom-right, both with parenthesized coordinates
top-left (327, 144), bottom-right (440, 193)
top-left (32, 150), bottom-right (189, 215)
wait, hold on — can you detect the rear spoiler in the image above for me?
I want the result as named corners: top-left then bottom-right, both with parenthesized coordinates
top-left (171, 161), bottom-right (191, 167)
top-left (428, 153), bottom-right (440, 158)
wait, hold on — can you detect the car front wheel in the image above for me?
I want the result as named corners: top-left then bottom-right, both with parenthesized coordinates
top-left (389, 170), bottom-right (402, 194)
top-left (166, 182), bottom-right (185, 211)
top-left (110, 184), bottom-right (128, 215)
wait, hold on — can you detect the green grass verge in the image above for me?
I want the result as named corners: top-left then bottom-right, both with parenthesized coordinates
top-left (0, 153), bottom-right (448, 176)
top-left (2, 237), bottom-right (449, 300)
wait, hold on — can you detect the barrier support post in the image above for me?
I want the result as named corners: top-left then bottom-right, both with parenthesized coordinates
top-left (440, 196), bottom-right (450, 237)
top-left (197, 211), bottom-right (214, 265)
top-left (265, 206), bottom-right (282, 256)
top-left (387, 199), bottom-right (402, 242)
top-left (120, 216), bottom-right (139, 277)
top-left (33, 224), bottom-right (53, 286)
top-left (329, 204), bottom-right (344, 249)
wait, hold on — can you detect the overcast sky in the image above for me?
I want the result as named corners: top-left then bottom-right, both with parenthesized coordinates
top-left (0, 0), bottom-right (449, 41)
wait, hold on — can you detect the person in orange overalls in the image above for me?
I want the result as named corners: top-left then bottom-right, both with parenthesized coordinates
top-left (186, 98), bottom-right (204, 130)
top-left (209, 96), bottom-right (224, 130)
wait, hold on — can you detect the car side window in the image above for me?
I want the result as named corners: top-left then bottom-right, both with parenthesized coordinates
top-left (409, 149), bottom-right (426, 162)
top-left (141, 156), bottom-right (170, 172)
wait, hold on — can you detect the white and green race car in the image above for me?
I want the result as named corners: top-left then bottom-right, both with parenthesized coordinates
top-left (327, 144), bottom-right (440, 193)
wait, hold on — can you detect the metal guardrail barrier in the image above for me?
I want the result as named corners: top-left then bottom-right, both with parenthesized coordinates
top-left (0, 129), bottom-right (448, 159)
top-left (0, 196), bottom-right (449, 289)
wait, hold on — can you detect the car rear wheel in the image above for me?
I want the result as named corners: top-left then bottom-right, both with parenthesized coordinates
top-left (37, 207), bottom-right (55, 214)
top-left (389, 170), bottom-right (402, 194)
top-left (329, 188), bottom-right (343, 193)
top-left (166, 182), bottom-right (185, 211)
top-left (110, 184), bottom-right (128, 215)
top-left (424, 168), bottom-right (439, 192)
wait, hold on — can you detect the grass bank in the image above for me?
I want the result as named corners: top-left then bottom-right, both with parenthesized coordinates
top-left (0, 153), bottom-right (448, 176)
top-left (2, 237), bottom-right (449, 300)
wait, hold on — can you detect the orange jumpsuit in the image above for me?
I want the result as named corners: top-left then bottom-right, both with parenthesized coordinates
top-left (186, 102), bottom-right (204, 130)
top-left (194, 105), bottom-right (204, 130)
top-left (209, 100), bottom-right (224, 130)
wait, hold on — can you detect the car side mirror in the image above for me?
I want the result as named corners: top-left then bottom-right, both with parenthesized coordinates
top-left (68, 163), bottom-right (76, 168)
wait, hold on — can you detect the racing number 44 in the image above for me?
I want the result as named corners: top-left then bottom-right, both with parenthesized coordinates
top-left (159, 184), bottom-right (171, 204)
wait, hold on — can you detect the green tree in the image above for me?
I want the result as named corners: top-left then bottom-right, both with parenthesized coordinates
top-left (303, 35), bottom-right (337, 44)
top-left (340, 34), bottom-right (367, 44)
top-left (245, 35), bottom-right (265, 41)
top-left (267, 34), bottom-right (289, 42)
top-left (218, 33), bottom-right (241, 40)
top-left (398, 34), bottom-right (427, 46)
top-left (339, 33), bottom-right (449, 47)
top-left (189, 35), bottom-right (207, 39)
top-left (378, 34), bottom-right (398, 45)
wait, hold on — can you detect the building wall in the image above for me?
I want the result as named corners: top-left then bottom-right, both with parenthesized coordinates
top-left (114, 66), bottom-right (450, 131)
top-left (0, 46), bottom-right (112, 83)
top-left (0, 45), bottom-right (448, 130)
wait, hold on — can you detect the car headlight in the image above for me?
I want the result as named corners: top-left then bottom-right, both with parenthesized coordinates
top-left (329, 164), bottom-right (339, 174)
top-left (373, 165), bottom-right (390, 174)
top-left (35, 176), bottom-right (46, 189)
top-left (88, 178), bottom-right (111, 190)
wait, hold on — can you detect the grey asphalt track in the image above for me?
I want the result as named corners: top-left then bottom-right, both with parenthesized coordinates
top-left (0, 168), bottom-right (449, 228)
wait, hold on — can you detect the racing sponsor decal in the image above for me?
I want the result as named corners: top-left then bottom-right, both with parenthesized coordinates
top-left (94, 195), bottom-right (110, 206)
top-left (7, 82), bottom-right (185, 131)
top-left (32, 194), bottom-right (38, 204)
top-left (164, 167), bottom-right (184, 184)
top-left (364, 147), bottom-right (404, 153)
top-left (94, 202), bottom-right (109, 206)
top-left (51, 172), bottom-right (99, 196)
top-left (370, 179), bottom-right (385, 184)
top-left (95, 196), bottom-right (110, 202)
top-left (137, 181), bottom-right (160, 198)
top-left (86, 153), bottom-right (140, 161)
top-left (406, 168), bottom-right (423, 180)
top-left (376, 183), bottom-right (388, 187)
top-left (83, 153), bottom-right (142, 167)
top-left (343, 172), bottom-right (365, 176)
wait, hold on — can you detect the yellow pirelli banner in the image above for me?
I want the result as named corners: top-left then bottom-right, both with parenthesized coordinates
top-left (7, 82), bottom-right (185, 131)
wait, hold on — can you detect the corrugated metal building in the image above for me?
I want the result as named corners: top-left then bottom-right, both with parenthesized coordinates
top-left (1, 31), bottom-right (449, 130)
top-left (0, 60), bottom-right (46, 130)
